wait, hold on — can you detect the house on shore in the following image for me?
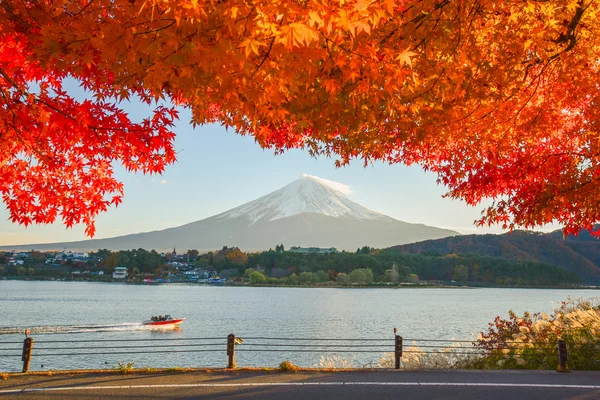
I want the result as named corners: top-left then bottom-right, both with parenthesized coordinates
top-left (288, 247), bottom-right (340, 254)
top-left (112, 266), bottom-right (128, 279)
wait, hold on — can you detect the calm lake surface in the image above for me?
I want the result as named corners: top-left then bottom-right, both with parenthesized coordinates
top-left (0, 281), bottom-right (597, 371)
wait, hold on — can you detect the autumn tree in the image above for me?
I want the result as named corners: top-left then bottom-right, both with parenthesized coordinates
top-left (30, 250), bottom-right (46, 264)
top-left (104, 252), bottom-right (120, 271)
top-left (225, 248), bottom-right (248, 265)
top-left (2, 0), bottom-right (600, 235)
top-left (186, 249), bottom-right (199, 261)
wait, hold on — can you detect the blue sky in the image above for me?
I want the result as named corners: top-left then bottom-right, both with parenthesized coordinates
top-left (0, 85), bottom-right (557, 246)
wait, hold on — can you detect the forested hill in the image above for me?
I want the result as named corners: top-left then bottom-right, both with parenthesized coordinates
top-left (387, 231), bottom-right (600, 283)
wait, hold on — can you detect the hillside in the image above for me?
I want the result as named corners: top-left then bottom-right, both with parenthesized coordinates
top-left (388, 230), bottom-right (600, 283)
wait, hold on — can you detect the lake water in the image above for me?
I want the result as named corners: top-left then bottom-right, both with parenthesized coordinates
top-left (0, 281), bottom-right (597, 372)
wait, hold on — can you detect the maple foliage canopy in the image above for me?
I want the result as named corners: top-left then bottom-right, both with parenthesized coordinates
top-left (1, 0), bottom-right (599, 236)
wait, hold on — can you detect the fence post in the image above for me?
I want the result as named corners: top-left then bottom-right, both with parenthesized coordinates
top-left (557, 339), bottom-right (569, 373)
top-left (394, 335), bottom-right (403, 370)
top-left (22, 337), bottom-right (33, 373)
top-left (227, 334), bottom-right (236, 369)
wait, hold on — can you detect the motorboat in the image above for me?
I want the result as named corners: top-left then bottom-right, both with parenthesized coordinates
top-left (143, 315), bottom-right (185, 326)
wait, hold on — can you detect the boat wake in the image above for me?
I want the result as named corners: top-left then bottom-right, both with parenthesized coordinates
top-left (0, 323), bottom-right (171, 335)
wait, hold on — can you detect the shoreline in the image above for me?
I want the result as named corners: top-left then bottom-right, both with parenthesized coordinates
top-left (0, 277), bottom-right (596, 290)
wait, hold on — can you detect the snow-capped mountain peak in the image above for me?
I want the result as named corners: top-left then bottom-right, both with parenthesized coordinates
top-left (215, 175), bottom-right (390, 223)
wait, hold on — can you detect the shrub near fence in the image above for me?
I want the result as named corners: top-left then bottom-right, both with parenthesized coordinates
top-left (472, 298), bottom-right (600, 370)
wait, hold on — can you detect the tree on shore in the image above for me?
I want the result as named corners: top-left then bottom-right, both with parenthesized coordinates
top-left (452, 265), bottom-right (470, 282)
top-left (349, 268), bottom-right (374, 284)
top-left (248, 271), bottom-right (266, 284)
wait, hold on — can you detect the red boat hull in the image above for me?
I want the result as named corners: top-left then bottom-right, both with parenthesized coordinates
top-left (143, 318), bottom-right (185, 326)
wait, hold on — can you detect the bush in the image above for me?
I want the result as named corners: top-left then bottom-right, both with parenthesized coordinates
top-left (378, 344), bottom-right (477, 369)
top-left (288, 273), bottom-right (299, 285)
top-left (314, 270), bottom-right (329, 283)
top-left (472, 297), bottom-right (600, 370)
top-left (279, 360), bottom-right (299, 371)
top-left (248, 271), bottom-right (266, 284)
top-left (298, 272), bottom-right (314, 284)
top-left (336, 272), bottom-right (350, 284)
top-left (349, 268), bottom-right (373, 284)
top-left (115, 361), bottom-right (135, 374)
top-left (316, 355), bottom-right (355, 369)
top-left (349, 269), bottom-right (365, 283)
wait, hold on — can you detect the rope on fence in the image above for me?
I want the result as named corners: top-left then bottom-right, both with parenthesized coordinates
top-left (236, 349), bottom-right (389, 353)
top-left (31, 349), bottom-right (224, 357)
top-left (32, 343), bottom-right (226, 351)
top-left (240, 343), bottom-right (394, 348)
top-left (241, 337), bottom-right (392, 341)
top-left (33, 337), bottom-right (225, 343)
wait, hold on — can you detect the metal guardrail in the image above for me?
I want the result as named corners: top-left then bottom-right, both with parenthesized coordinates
top-left (0, 331), bottom-right (594, 373)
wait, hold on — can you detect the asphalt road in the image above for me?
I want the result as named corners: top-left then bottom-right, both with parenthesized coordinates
top-left (1, 370), bottom-right (599, 399)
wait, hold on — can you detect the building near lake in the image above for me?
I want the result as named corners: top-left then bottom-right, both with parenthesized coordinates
top-left (112, 266), bottom-right (128, 279)
top-left (288, 247), bottom-right (340, 254)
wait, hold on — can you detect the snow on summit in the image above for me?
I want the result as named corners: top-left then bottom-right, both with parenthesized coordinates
top-left (216, 175), bottom-right (390, 223)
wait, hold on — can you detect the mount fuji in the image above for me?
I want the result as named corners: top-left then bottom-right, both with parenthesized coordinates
top-left (0, 175), bottom-right (459, 252)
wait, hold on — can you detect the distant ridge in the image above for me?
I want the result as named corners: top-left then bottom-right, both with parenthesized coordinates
top-left (387, 230), bottom-right (600, 283)
top-left (0, 175), bottom-right (458, 252)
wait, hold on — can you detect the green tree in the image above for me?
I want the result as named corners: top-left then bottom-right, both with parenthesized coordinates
top-left (360, 246), bottom-right (371, 255)
top-left (390, 262), bottom-right (400, 283)
top-left (349, 268), bottom-right (373, 284)
top-left (288, 273), bottom-right (299, 285)
top-left (298, 272), bottom-right (314, 284)
top-left (16, 266), bottom-right (26, 276)
top-left (452, 265), bottom-right (469, 282)
top-left (249, 271), bottom-right (266, 284)
top-left (349, 269), bottom-right (366, 283)
top-left (314, 270), bottom-right (329, 283)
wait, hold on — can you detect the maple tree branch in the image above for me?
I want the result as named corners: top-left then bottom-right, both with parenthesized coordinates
top-left (379, 0), bottom-right (450, 46)
top-left (133, 19), bottom-right (176, 35)
top-left (250, 37), bottom-right (275, 80)
top-left (549, 0), bottom-right (588, 59)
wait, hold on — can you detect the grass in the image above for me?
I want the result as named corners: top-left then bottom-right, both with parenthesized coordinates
top-left (114, 361), bottom-right (135, 374)
top-left (165, 367), bottom-right (187, 373)
top-left (278, 361), bottom-right (300, 371)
